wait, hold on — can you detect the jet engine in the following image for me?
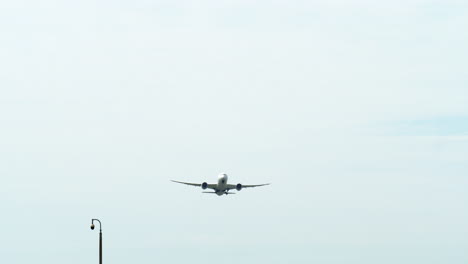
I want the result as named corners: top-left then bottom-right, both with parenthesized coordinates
top-left (236, 183), bottom-right (242, 191)
top-left (201, 182), bottom-right (208, 190)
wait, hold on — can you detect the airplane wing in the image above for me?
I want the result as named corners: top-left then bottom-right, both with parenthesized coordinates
top-left (226, 183), bottom-right (270, 191)
top-left (171, 180), bottom-right (218, 190)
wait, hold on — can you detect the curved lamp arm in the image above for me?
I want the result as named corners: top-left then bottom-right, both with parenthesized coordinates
top-left (91, 219), bottom-right (102, 232)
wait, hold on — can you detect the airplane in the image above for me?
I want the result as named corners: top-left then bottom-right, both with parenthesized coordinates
top-left (171, 173), bottom-right (270, 196)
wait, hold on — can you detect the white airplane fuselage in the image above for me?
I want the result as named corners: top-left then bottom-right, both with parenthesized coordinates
top-left (215, 173), bottom-right (229, 196)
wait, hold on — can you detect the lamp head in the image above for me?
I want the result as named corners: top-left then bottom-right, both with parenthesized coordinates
top-left (90, 223), bottom-right (95, 230)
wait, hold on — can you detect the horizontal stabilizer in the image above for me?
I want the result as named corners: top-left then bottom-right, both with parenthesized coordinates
top-left (202, 192), bottom-right (236, 195)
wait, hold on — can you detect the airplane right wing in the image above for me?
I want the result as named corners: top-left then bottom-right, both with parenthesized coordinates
top-left (171, 180), bottom-right (218, 190)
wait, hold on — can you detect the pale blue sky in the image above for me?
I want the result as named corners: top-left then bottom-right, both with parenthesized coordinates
top-left (1, 1), bottom-right (467, 263)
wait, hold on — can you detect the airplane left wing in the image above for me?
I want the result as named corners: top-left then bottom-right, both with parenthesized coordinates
top-left (226, 183), bottom-right (270, 191)
top-left (241, 183), bottom-right (270, 188)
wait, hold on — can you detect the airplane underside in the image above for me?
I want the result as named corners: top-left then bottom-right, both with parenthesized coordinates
top-left (203, 190), bottom-right (235, 196)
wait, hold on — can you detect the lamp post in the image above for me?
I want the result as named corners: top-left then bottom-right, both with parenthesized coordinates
top-left (90, 219), bottom-right (102, 264)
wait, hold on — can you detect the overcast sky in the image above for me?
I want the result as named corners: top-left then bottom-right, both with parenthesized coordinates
top-left (1, 0), bottom-right (467, 263)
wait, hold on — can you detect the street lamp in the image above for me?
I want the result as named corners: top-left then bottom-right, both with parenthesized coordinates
top-left (90, 219), bottom-right (102, 264)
